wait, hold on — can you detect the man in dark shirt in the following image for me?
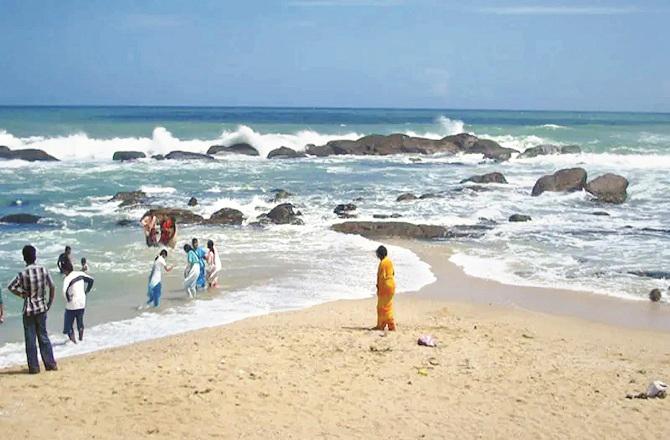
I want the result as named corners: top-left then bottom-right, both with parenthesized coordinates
top-left (8, 245), bottom-right (58, 374)
top-left (57, 245), bottom-right (72, 274)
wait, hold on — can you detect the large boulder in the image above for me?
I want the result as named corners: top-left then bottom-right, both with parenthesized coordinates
top-left (509, 214), bottom-right (532, 222)
top-left (267, 147), bottom-right (307, 159)
top-left (331, 221), bottom-right (447, 240)
top-left (206, 208), bottom-right (245, 225)
top-left (460, 172), bottom-right (508, 184)
top-left (141, 208), bottom-right (204, 224)
top-left (207, 143), bottom-right (259, 156)
top-left (112, 151), bottom-right (146, 161)
top-left (0, 213), bottom-right (41, 224)
top-left (463, 139), bottom-right (518, 162)
top-left (531, 168), bottom-right (587, 197)
top-left (165, 151), bottom-right (215, 161)
top-left (110, 190), bottom-right (147, 208)
top-left (518, 144), bottom-right (581, 159)
top-left (259, 203), bottom-right (304, 225)
top-left (334, 203), bottom-right (357, 218)
top-left (585, 173), bottom-right (629, 204)
top-left (0, 148), bottom-right (59, 162)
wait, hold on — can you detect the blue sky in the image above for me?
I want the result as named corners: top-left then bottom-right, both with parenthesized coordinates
top-left (0, 0), bottom-right (668, 111)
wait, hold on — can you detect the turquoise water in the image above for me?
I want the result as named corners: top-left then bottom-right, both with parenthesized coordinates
top-left (0, 106), bottom-right (669, 366)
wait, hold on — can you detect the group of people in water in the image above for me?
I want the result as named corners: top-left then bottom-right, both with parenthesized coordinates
top-left (141, 212), bottom-right (177, 248)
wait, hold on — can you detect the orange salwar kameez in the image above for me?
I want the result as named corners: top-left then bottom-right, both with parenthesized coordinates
top-left (375, 256), bottom-right (396, 331)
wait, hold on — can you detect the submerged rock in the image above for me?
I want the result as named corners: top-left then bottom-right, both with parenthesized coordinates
top-left (110, 190), bottom-right (147, 208)
top-left (0, 213), bottom-right (42, 224)
top-left (112, 151), bottom-right (146, 161)
top-left (187, 197), bottom-right (198, 207)
top-left (207, 143), bottom-right (259, 156)
top-left (267, 147), bottom-right (307, 159)
top-left (592, 211), bottom-right (611, 216)
top-left (206, 208), bottom-right (245, 225)
top-left (373, 213), bottom-right (403, 219)
top-left (518, 144), bottom-right (581, 159)
top-left (269, 189), bottom-right (293, 203)
top-left (531, 168), bottom-right (587, 197)
top-left (165, 151), bottom-right (215, 161)
top-left (509, 214), bottom-right (532, 222)
top-left (334, 203), bottom-right (357, 218)
top-left (585, 173), bottom-right (629, 204)
top-left (628, 271), bottom-right (670, 280)
top-left (460, 172), bottom-right (508, 184)
top-left (151, 154), bottom-right (165, 161)
top-left (0, 148), bottom-right (59, 162)
top-left (332, 221), bottom-right (448, 240)
top-left (396, 193), bottom-right (418, 202)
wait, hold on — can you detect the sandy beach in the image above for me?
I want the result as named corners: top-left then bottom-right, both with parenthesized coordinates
top-left (1, 241), bottom-right (669, 439)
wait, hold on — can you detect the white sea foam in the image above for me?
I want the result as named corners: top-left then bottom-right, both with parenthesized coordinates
top-left (541, 124), bottom-right (568, 130)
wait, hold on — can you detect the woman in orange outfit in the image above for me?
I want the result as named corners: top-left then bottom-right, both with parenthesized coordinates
top-left (374, 245), bottom-right (396, 331)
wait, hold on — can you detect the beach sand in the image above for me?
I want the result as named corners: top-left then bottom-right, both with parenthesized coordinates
top-left (1, 241), bottom-right (669, 439)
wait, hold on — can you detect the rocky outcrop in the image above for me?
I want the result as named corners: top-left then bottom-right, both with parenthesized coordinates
top-left (592, 211), bottom-right (610, 216)
top-left (142, 208), bottom-right (204, 224)
top-left (460, 172), bottom-right (508, 184)
top-left (267, 147), bottom-right (307, 159)
top-left (165, 151), bottom-right (215, 161)
top-left (111, 190), bottom-right (147, 208)
top-left (152, 154), bottom-right (165, 161)
top-left (257, 203), bottom-right (304, 225)
top-left (207, 143), bottom-right (259, 156)
top-left (628, 270), bottom-right (670, 280)
top-left (334, 203), bottom-right (357, 218)
top-left (206, 208), bottom-right (245, 225)
top-left (187, 197), bottom-right (198, 207)
top-left (531, 168), bottom-right (587, 197)
top-left (585, 173), bottom-right (629, 204)
top-left (463, 139), bottom-right (517, 162)
top-left (518, 144), bottom-right (581, 159)
top-left (509, 214), bottom-right (532, 222)
top-left (0, 148), bottom-right (59, 162)
top-left (396, 193), bottom-right (418, 202)
top-left (112, 151), bottom-right (146, 161)
top-left (0, 213), bottom-right (42, 224)
top-left (373, 213), bottom-right (402, 219)
top-left (332, 221), bottom-right (447, 240)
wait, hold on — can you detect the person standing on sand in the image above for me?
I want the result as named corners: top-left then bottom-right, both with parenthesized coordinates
top-left (61, 259), bottom-right (94, 344)
top-left (57, 245), bottom-right (72, 274)
top-left (192, 238), bottom-right (207, 289)
top-left (183, 244), bottom-right (200, 299)
top-left (7, 245), bottom-right (58, 374)
top-left (374, 245), bottom-right (396, 331)
top-left (206, 239), bottom-right (222, 288)
top-left (146, 249), bottom-right (173, 308)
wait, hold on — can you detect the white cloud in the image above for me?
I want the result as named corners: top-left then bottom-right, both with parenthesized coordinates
top-left (478, 5), bottom-right (639, 15)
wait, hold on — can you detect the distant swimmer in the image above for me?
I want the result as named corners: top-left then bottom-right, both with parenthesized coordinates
top-left (373, 245), bottom-right (396, 331)
top-left (183, 244), bottom-right (200, 299)
top-left (57, 246), bottom-right (72, 274)
top-left (145, 249), bottom-right (173, 308)
top-left (192, 238), bottom-right (207, 289)
top-left (61, 259), bottom-right (94, 344)
top-left (206, 239), bottom-right (222, 288)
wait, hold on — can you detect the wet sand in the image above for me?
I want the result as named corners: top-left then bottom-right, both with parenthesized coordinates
top-left (1, 240), bottom-right (669, 439)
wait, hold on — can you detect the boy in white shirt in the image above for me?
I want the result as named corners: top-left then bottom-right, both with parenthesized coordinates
top-left (61, 259), bottom-right (94, 344)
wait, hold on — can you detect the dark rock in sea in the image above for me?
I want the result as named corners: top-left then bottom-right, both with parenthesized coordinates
top-left (531, 168), bottom-right (587, 197)
top-left (628, 271), bottom-right (670, 280)
top-left (207, 143), bottom-right (259, 156)
top-left (592, 211), bottom-right (611, 216)
top-left (0, 145), bottom-right (9, 152)
top-left (585, 173), bottom-right (629, 204)
top-left (0, 213), bottom-right (41, 224)
top-left (509, 214), bottom-right (532, 222)
top-left (258, 203), bottom-right (304, 225)
top-left (373, 214), bottom-right (403, 219)
top-left (452, 185), bottom-right (493, 194)
top-left (334, 203), bottom-right (357, 218)
top-left (353, 197), bottom-right (364, 202)
top-left (267, 147), bottom-right (307, 159)
top-left (332, 221), bottom-right (448, 240)
top-left (464, 139), bottom-right (517, 162)
top-left (206, 208), bottom-right (245, 225)
top-left (116, 219), bottom-right (135, 227)
top-left (460, 172), bottom-right (508, 185)
top-left (0, 148), bottom-right (59, 162)
top-left (141, 208), bottom-right (204, 224)
top-left (419, 193), bottom-right (440, 199)
top-left (187, 197), bottom-right (198, 207)
top-left (649, 289), bottom-right (662, 302)
top-left (110, 190), bottom-right (147, 208)
top-left (165, 151), bottom-right (215, 161)
top-left (444, 223), bottom-right (495, 239)
top-left (409, 157), bottom-right (422, 163)
top-left (518, 144), bottom-right (581, 159)
top-left (152, 154), bottom-right (165, 161)
top-left (112, 151), bottom-right (146, 161)
top-left (396, 193), bottom-right (418, 202)
top-left (269, 189), bottom-right (293, 203)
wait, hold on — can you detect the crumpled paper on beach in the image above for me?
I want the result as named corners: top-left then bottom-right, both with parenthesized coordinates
top-left (417, 335), bottom-right (437, 347)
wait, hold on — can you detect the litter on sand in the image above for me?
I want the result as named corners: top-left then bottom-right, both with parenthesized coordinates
top-left (417, 335), bottom-right (437, 347)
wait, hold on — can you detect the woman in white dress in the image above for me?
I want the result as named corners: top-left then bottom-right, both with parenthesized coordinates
top-left (206, 240), bottom-right (222, 288)
top-left (183, 244), bottom-right (200, 299)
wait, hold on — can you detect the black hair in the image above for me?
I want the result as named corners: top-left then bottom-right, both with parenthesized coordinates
top-left (81, 257), bottom-right (87, 264)
top-left (191, 238), bottom-right (198, 247)
top-left (207, 240), bottom-right (214, 254)
top-left (22, 245), bottom-right (37, 264)
top-left (65, 245), bottom-right (71, 253)
top-left (61, 258), bottom-right (74, 274)
top-left (376, 245), bottom-right (388, 259)
top-left (183, 244), bottom-right (192, 253)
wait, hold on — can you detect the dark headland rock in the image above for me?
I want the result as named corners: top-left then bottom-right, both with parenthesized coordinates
top-left (461, 172), bottom-right (508, 184)
top-left (332, 221), bottom-right (448, 240)
top-left (111, 190), bottom-right (147, 208)
top-left (257, 203), bottom-right (304, 225)
top-left (141, 208), bottom-right (204, 224)
top-left (267, 147), bottom-right (307, 159)
top-left (113, 151), bottom-right (146, 161)
top-left (0, 213), bottom-right (42, 224)
top-left (207, 143), bottom-right (259, 156)
top-left (509, 214), bottom-right (532, 222)
top-left (0, 148), bottom-right (59, 162)
top-left (518, 144), bottom-right (581, 159)
top-left (206, 208), bottom-right (245, 225)
top-left (585, 173), bottom-right (629, 204)
top-left (531, 168), bottom-right (587, 197)
top-left (165, 151), bottom-right (215, 161)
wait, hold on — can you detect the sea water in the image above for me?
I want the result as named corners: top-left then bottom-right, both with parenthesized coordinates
top-left (0, 106), bottom-right (669, 367)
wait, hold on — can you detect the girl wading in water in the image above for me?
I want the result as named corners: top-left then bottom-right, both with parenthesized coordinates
top-left (206, 240), bottom-right (222, 288)
top-left (183, 244), bottom-right (200, 299)
top-left (374, 245), bottom-right (396, 331)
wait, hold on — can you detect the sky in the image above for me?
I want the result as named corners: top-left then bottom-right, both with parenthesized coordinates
top-left (0, 0), bottom-right (668, 111)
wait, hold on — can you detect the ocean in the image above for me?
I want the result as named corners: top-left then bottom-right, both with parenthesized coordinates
top-left (1, 106), bottom-right (669, 367)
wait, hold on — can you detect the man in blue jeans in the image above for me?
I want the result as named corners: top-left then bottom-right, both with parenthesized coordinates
top-left (8, 245), bottom-right (58, 374)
